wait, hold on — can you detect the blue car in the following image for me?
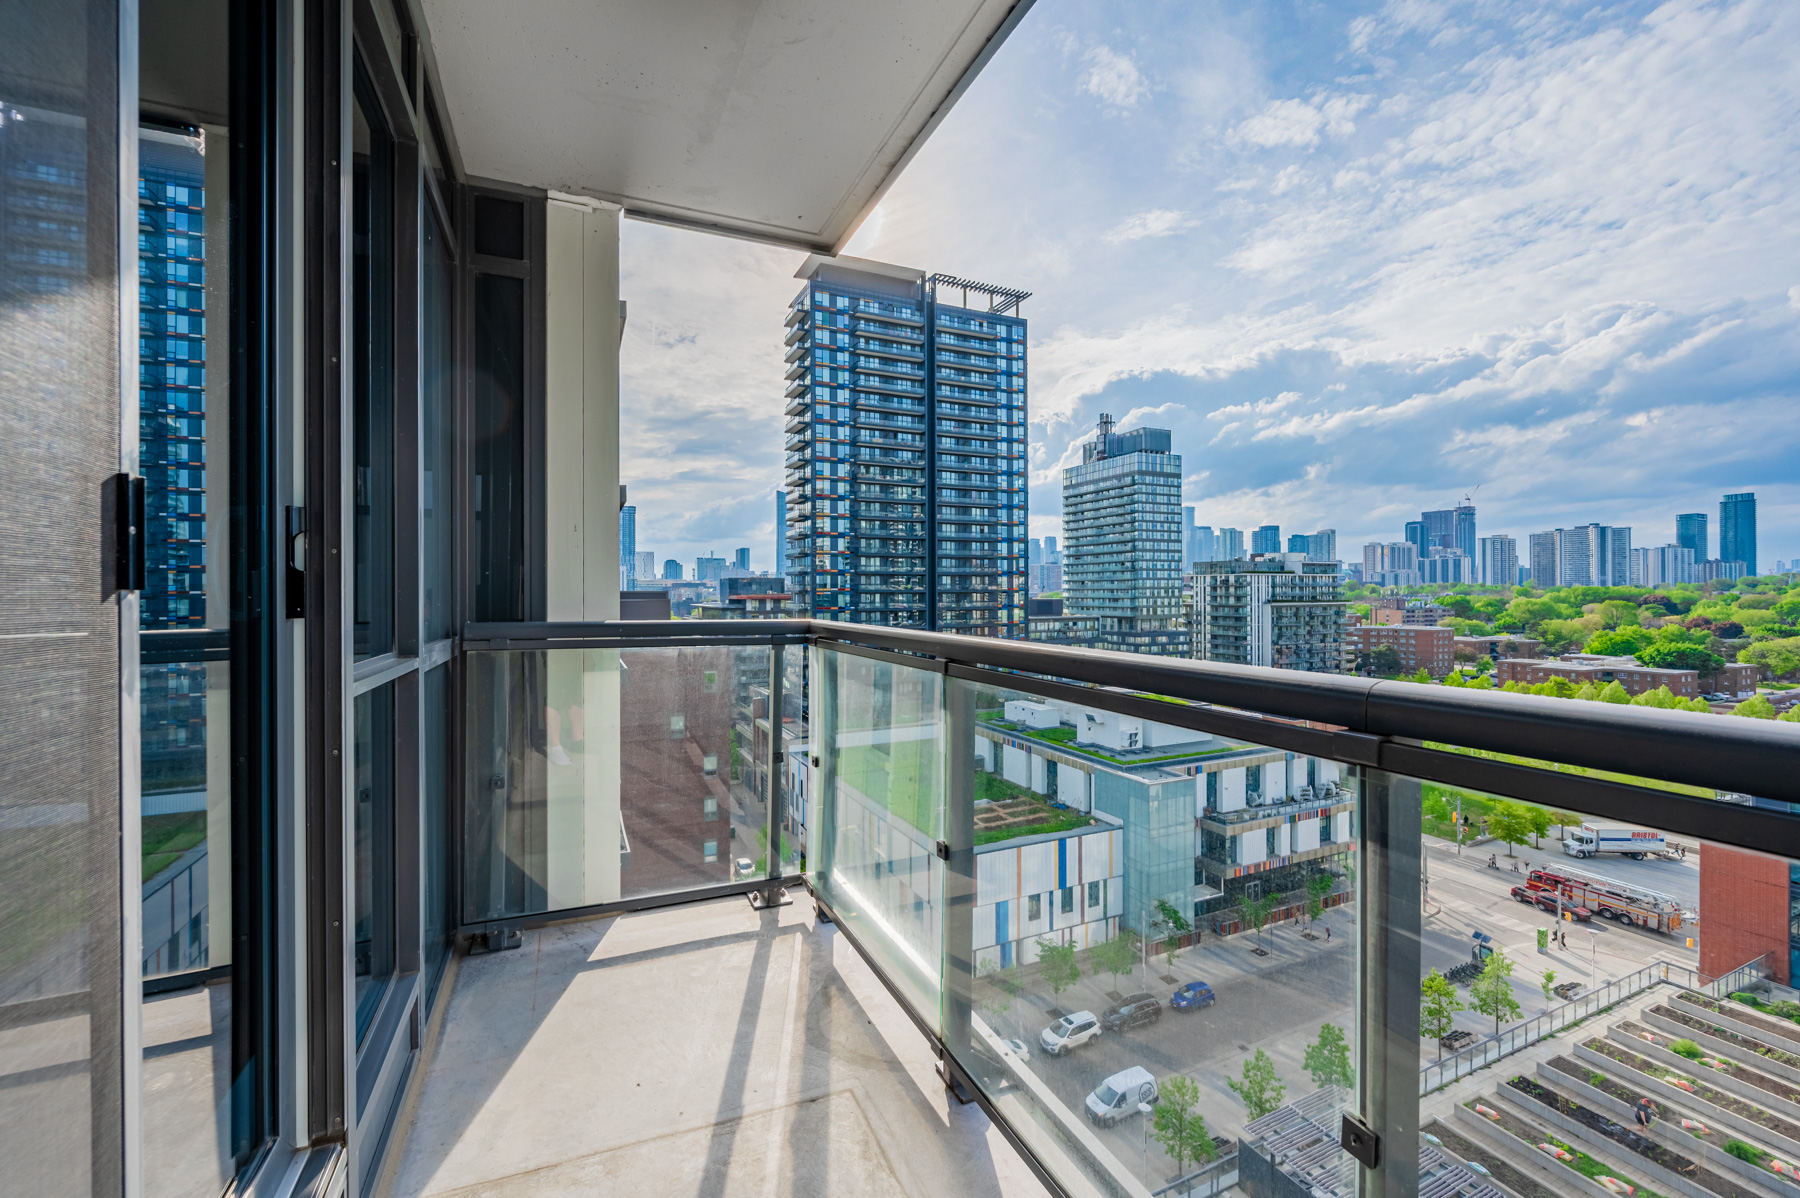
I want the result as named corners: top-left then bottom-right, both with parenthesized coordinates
top-left (1170, 981), bottom-right (1216, 1011)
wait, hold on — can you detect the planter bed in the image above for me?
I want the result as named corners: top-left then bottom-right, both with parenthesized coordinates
top-left (1505, 1074), bottom-right (1749, 1198)
top-left (1676, 991), bottom-right (1800, 1051)
top-left (1643, 1005), bottom-right (1800, 1086)
top-left (1460, 1094), bottom-right (1668, 1198)
top-left (1584, 1036), bottom-right (1800, 1160)
top-left (1614, 1018), bottom-right (1800, 1122)
top-left (1425, 1118), bottom-right (1567, 1198)
top-left (1543, 1056), bottom-right (1799, 1198)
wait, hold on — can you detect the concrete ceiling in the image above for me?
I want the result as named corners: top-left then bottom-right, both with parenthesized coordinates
top-left (420, 0), bottom-right (1034, 252)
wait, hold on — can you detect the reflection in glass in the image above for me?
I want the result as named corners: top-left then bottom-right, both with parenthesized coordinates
top-left (422, 665), bottom-right (452, 1013)
top-left (811, 650), bottom-right (946, 1025)
top-left (351, 71), bottom-right (395, 660)
top-left (141, 662), bottom-right (230, 978)
top-left (354, 686), bottom-right (396, 1041)
top-left (471, 273), bottom-right (525, 620)
top-left (462, 647), bottom-right (772, 922)
top-left (421, 210), bottom-right (454, 642)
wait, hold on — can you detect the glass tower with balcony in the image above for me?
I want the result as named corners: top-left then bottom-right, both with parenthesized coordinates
top-left (783, 257), bottom-right (1028, 636)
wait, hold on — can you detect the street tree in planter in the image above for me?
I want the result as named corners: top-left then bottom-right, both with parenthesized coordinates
top-left (1488, 801), bottom-right (1533, 858)
top-left (1303, 1023), bottom-right (1355, 1090)
top-left (1305, 874), bottom-right (1334, 927)
top-left (1089, 929), bottom-right (1139, 993)
top-left (1151, 1075), bottom-right (1219, 1176)
top-left (1153, 899), bottom-right (1192, 971)
top-left (1228, 1048), bottom-right (1287, 1120)
top-left (1036, 938), bottom-right (1081, 1006)
top-left (1420, 969), bottom-right (1464, 1061)
top-left (1470, 949), bottom-right (1521, 1034)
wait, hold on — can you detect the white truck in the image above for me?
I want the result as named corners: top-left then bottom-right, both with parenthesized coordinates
top-left (1562, 823), bottom-right (1666, 860)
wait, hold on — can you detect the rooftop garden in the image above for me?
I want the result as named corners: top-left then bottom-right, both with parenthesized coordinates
top-left (973, 771), bottom-right (1097, 845)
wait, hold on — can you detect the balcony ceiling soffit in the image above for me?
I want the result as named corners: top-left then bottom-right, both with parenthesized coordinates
top-left (420, 0), bottom-right (1032, 252)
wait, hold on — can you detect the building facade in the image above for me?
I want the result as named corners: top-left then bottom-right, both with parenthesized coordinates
top-left (1216, 527), bottom-right (1244, 562)
top-left (774, 490), bottom-right (788, 576)
top-left (1676, 512), bottom-right (1708, 562)
top-left (619, 504), bottom-right (638, 589)
top-left (1496, 656), bottom-right (1698, 697)
top-left (783, 257), bottom-right (1028, 635)
top-left (1361, 541), bottom-right (1420, 588)
top-left (1251, 524), bottom-right (1282, 555)
top-left (1057, 415), bottom-right (1185, 654)
top-left (1721, 492), bottom-right (1757, 575)
top-left (1478, 534), bottom-right (1518, 588)
top-left (1348, 624), bottom-right (1454, 677)
top-left (1191, 553), bottom-right (1347, 673)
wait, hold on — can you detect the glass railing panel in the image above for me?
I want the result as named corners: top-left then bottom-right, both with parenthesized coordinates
top-left (808, 646), bottom-right (947, 1030)
top-left (940, 676), bottom-right (1361, 1198)
top-left (462, 643), bottom-right (777, 922)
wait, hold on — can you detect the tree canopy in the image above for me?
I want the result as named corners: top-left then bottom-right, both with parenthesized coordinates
top-left (1228, 1048), bottom-right (1287, 1120)
top-left (1151, 1075), bottom-right (1219, 1174)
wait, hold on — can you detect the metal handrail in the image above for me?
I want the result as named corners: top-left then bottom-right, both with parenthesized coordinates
top-left (457, 619), bottom-right (1800, 810)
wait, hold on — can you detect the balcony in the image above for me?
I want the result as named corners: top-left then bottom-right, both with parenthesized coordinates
top-left (400, 619), bottom-right (1797, 1198)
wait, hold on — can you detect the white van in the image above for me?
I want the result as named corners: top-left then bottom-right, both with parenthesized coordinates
top-left (1086, 1066), bottom-right (1159, 1127)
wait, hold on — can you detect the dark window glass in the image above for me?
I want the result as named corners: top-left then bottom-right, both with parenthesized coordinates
top-left (471, 273), bottom-right (526, 620)
top-left (352, 69), bottom-right (395, 660)
top-left (354, 685), bottom-right (396, 1041)
top-left (473, 194), bottom-right (524, 258)
top-left (421, 209), bottom-right (454, 641)
top-left (422, 665), bottom-right (452, 1013)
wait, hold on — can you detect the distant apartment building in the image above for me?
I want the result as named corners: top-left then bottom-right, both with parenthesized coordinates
top-left (619, 505), bottom-right (638, 589)
top-left (1478, 534), bottom-right (1518, 588)
top-left (1251, 524), bottom-right (1282, 555)
top-left (1349, 624), bottom-right (1454, 677)
top-left (1056, 415), bottom-right (1185, 655)
top-left (694, 577), bottom-right (794, 619)
top-left (662, 558), bottom-right (682, 581)
top-left (1361, 541), bottom-right (1420, 588)
top-left (783, 256), bottom-right (1028, 635)
top-left (1287, 529), bottom-right (1337, 562)
top-left (1676, 512), bottom-right (1708, 562)
top-left (733, 547), bottom-right (751, 572)
top-left (1631, 544), bottom-right (1696, 587)
top-left (1404, 520), bottom-right (1428, 561)
top-left (1700, 558), bottom-right (1748, 583)
top-left (634, 550), bottom-right (656, 582)
top-left (1420, 502), bottom-right (1478, 560)
top-left (1496, 656), bottom-right (1698, 698)
top-left (1191, 553), bottom-right (1347, 673)
top-left (1720, 492), bottom-right (1757, 575)
top-left (1216, 527), bottom-right (1244, 561)
top-left (1371, 601), bottom-right (1453, 627)
top-left (1528, 523), bottom-right (1631, 587)
top-left (1422, 549), bottom-right (1474, 585)
top-left (774, 490), bottom-right (788, 576)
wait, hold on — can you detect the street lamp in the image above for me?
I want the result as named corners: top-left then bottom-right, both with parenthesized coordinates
top-left (1139, 1102), bottom-right (1154, 1177)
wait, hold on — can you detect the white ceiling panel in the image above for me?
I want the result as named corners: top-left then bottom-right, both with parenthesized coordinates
top-left (419, 0), bottom-right (1033, 252)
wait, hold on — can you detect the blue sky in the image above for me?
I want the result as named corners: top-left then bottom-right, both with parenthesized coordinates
top-left (618, 0), bottom-right (1800, 576)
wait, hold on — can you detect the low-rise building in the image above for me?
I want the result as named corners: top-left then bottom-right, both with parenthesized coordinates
top-left (692, 576), bottom-right (794, 619)
top-left (1455, 634), bottom-right (1545, 660)
top-left (1370, 601), bottom-right (1453, 627)
top-left (1348, 623), bottom-right (1454, 676)
top-left (1702, 661), bottom-right (1760, 698)
top-left (1496, 655), bottom-right (1698, 697)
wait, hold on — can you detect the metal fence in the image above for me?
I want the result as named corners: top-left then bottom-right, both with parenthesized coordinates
top-left (1419, 955), bottom-right (1769, 1093)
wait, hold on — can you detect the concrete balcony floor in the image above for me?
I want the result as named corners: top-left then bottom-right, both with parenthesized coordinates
top-left (386, 896), bottom-right (1051, 1198)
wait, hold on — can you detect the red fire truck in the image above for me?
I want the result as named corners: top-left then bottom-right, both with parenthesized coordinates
top-left (1525, 867), bottom-right (1684, 934)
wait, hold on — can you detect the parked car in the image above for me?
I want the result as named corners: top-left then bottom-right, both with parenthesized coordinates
top-left (1170, 981), bottom-right (1216, 1011)
top-left (735, 857), bottom-right (756, 879)
top-left (1000, 1038), bottom-right (1030, 1062)
top-left (1102, 992), bottom-right (1163, 1032)
top-left (1086, 1066), bottom-right (1159, 1127)
top-left (1509, 885), bottom-right (1591, 920)
top-left (1040, 1011), bottom-right (1102, 1056)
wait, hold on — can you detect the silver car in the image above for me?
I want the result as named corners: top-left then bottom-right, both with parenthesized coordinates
top-left (1039, 1011), bottom-right (1101, 1056)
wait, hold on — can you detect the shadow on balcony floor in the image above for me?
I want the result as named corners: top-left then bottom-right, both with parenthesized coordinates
top-left (385, 896), bottom-right (1050, 1198)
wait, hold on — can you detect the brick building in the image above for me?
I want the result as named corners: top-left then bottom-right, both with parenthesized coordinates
top-left (1349, 623), bottom-right (1454, 677)
top-left (1495, 655), bottom-right (1698, 697)
top-left (1455, 634), bottom-right (1544, 661)
top-left (1699, 843), bottom-right (1793, 985)
top-left (1701, 661), bottom-right (1760, 699)
top-left (1371, 602), bottom-right (1453, 626)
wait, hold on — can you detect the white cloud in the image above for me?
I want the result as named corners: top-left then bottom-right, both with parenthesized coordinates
top-left (1233, 95), bottom-right (1370, 148)
top-left (1101, 208), bottom-right (1193, 242)
top-left (1079, 46), bottom-right (1150, 110)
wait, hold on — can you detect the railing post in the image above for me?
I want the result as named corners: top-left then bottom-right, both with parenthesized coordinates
top-left (1358, 766), bottom-right (1421, 1198)
top-left (942, 673), bottom-right (976, 1085)
top-left (809, 644), bottom-right (837, 899)
top-left (761, 642), bottom-right (786, 906)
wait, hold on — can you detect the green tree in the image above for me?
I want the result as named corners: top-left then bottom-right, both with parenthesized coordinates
top-left (1237, 893), bottom-right (1278, 950)
top-left (1469, 949), bottom-right (1522, 1034)
top-left (1411, 666), bottom-right (1433, 684)
top-left (1595, 599), bottom-right (1641, 629)
top-left (1369, 644), bottom-right (1402, 675)
top-left (1733, 694), bottom-right (1778, 719)
top-left (1780, 707), bottom-right (1800, 723)
top-left (1488, 801), bottom-right (1532, 857)
top-left (1637, 641), bottom-right (1726, 675)
top-left (1089, 929), bottom-right (1140, 991)
top-left (1630, 685), bottom-right (1679, 709)
top-left (1683, 697), bottom-right (1712, 712)
top-left (1540, 969), bottom-right (1557, 1011)
top-left (1036, 938), bottom-right (1081, 1000)
top-left (1548, 810), bottom-right (1584, 837)
top-left (1227, 1048), bottom-right (1287, 1120)
top-left (1572, 682), bottom-right (1600, 701)
top-left (1420, 969), bottom-right (1464, 1060)
top-left (1586, 626), bottom-right (1656, 656)
top-left (1305, 874), bottom-right (1335, 926)
top-left (1151, 1075), bottom-right (1219, 1175)
top-left (1153, 899), bottom-right (1192, 970)
top-left (1740, 637), bottom-right (1800, 679)
top-left (1523, 805), bottom-right (1553, 848)
top-left (1303, 1023), bottom-right (1355, 1090)
top-left (1597, 681), bottom-right (1631, 704)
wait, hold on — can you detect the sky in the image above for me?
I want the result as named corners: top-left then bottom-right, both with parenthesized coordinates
top-left (618, 0), bottom-right (1800, 577)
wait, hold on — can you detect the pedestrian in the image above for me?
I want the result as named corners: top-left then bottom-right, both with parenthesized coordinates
top-left (1635, 1097), bottom-right (1655, 1128)
top-left (1325, 925), bottom-right (1331, 942)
